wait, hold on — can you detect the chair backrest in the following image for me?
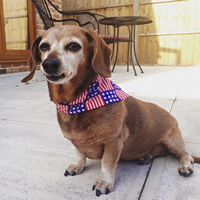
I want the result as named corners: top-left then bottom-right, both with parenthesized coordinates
top-left (32, 0), bottom-right (81, 30)
top-left (77, 13), bottom-right (109, 35)
top-left (32, 0), bottom-right (54, 29)
top-left (32, 0), bottom-right (108, 35)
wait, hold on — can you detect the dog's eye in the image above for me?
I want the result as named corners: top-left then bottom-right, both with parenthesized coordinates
top-left (39, 43), bottom-right (50, 51)
top-left (66, 42), bottom-right (81, 52)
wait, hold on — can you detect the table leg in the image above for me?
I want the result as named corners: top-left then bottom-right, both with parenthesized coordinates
top-left (127, 26), bottom-right (131, 72)
top-left (130, 25), bottom-right (137, 75)
top-left (132, 25), bottom-right (144, 74)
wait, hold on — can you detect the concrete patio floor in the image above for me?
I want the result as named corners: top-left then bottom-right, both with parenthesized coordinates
top-left (0, 66), bottom-right (200, 200)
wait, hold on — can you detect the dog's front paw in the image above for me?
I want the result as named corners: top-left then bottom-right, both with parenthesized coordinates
top-left (64, 164), bottom-right (85, 176)
top-left (92, 179), bottom-right (114, 197)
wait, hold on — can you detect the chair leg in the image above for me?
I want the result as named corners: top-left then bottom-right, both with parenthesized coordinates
top-left (112, 42), bottom-right (118, 72)
top-left (110, 28), bottom-right (116, 59)
top-left (131, 49), bottom-right (137, 76)
top-left (127, 41), bottom-right (130, 72)
top-left (110, 43), bottom-right (115, 59)
top-left (112, 27), bottom-right (119, 72)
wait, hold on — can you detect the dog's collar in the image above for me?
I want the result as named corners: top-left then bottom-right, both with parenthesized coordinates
top-left (55, 75), bottom-right (129, 115)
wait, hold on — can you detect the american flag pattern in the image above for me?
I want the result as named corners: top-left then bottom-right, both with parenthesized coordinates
top-left (55, 75), bottom-right (129, 115)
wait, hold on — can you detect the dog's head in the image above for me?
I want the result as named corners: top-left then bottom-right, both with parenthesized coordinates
top-left (21, 25), bottom-right (111, 84)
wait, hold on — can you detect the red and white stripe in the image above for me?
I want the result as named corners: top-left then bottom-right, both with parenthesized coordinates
top-left (69, 90), bottom-right (87, 105)
top-left (85, 94), bottom-right (105, 111)
top-left (97, 76), bottom-right (114, 92)
top-left (56, 103), bottom-right (69, 114)
top-left (115, 89), bottom-right (129, 99)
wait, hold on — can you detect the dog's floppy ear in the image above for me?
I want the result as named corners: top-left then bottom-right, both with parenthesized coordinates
top-left (21, 36), bottom-right (42, 83)
top-left (86, 29), bottom-right (112, 77)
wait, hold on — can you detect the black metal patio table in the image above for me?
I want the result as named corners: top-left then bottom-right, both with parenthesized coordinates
top-left (99, 16), bottom-right (152, 75)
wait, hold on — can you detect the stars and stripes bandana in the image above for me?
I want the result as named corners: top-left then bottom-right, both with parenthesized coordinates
top-left (55, 75), bottom-right (129, 115)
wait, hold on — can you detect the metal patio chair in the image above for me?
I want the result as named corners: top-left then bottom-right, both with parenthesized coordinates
top-left (31, 0), bottom-right (99, 30)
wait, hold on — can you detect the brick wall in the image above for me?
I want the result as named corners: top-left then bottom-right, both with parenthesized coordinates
top-left (0, 63), bottom-right (30, 75)
top-left (0, 0), bottom-right (62, 74)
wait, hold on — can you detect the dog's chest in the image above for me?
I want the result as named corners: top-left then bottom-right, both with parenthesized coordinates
top-left (57, 111), bottom-right (106, 158)
top-left (63, 129), bottom-right (104, 159)
top-left (73, 140), bottom-right (104, 159)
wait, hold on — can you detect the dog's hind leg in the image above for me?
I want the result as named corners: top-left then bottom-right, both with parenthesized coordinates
top-left (137, 154), bottom-right (153, 165)
top-left (64, 148), bottom-right (86, 176)
top-left (137, 144), bottom-right (169, 165)
top-left (162, 127), bottom-right (194, 177)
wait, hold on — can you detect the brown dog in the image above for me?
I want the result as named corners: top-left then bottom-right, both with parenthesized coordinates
top-left (22, 25), bottom-right (200, 197)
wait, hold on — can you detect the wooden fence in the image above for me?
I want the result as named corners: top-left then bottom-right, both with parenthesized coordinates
top-left (3, 0), bottom-right (28, 50)
top-left (138, 0), bottom-right (200, 65)
top-left (63, 0), bottom-right (200, 66)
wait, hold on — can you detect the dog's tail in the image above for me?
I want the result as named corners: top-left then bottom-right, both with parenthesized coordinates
top-left (192, 155), bottom-right (200, 163)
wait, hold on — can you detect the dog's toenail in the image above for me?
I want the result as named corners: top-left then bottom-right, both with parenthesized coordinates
top-left (64, 170), bottom-right (69, 176)
top-left (189, 169), bottom-right (193, 174)
top-left (182, 172), bottom-right (188, 177)
top-left (72, 171), bottom-right (76, 176)
top-left (105, 188), bottom-right (110, 195)
top-left (96, 189), bottom-right (101, 197)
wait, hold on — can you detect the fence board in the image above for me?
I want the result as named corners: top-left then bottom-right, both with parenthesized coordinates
top-left (3, 0), bottom-right (28, 50)
top-left (138, 0), bottom-right (200, 65)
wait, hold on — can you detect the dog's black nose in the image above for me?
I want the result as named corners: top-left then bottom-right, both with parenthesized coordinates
top-left (42, 58), bottom-right (60, 74)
